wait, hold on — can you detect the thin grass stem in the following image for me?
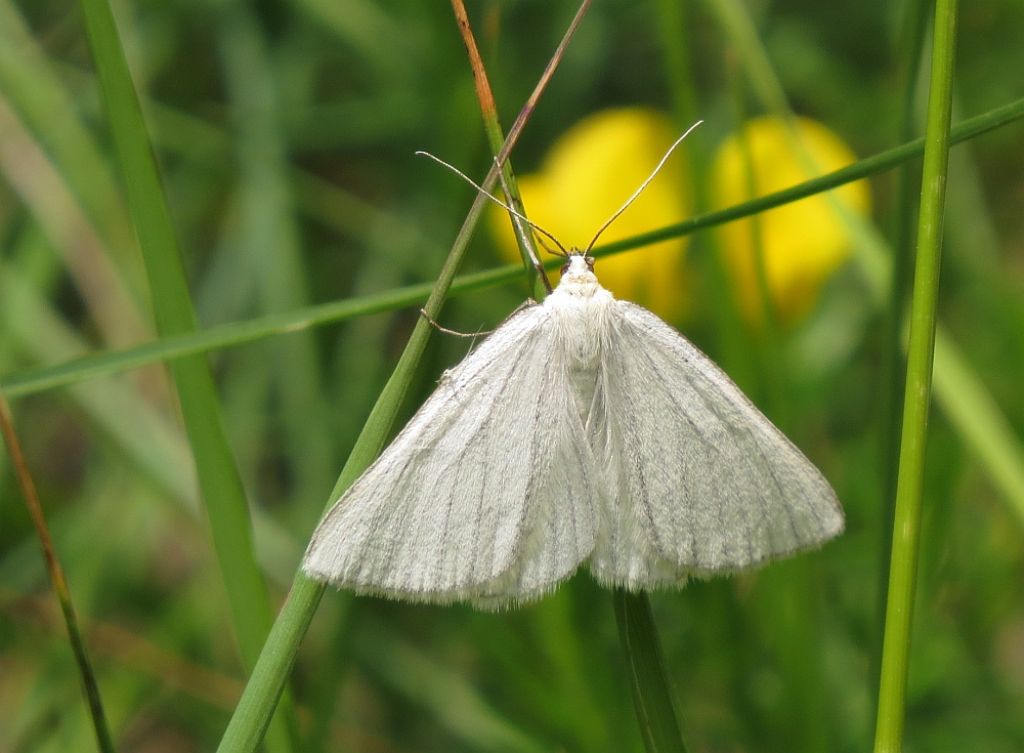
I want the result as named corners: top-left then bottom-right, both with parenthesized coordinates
top-left (0, 396), bottom-right (116, 753)
top-left (872, 0), bottom-right (931, 719)
top-left (873, 0), bottom-right (959, 749)
top-left (214, 9), bottom-right (589, 749)
top-left (6, 94), bottom-right (1022, 401)
top-left (455, 5), bottom-right (687, 747)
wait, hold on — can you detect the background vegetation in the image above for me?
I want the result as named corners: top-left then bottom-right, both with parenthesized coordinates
top-left (1, 1), bottom-right (1022, 751)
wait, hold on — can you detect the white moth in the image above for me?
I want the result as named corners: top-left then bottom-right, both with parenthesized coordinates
top-left (304, 133), bottom-right (844, 609)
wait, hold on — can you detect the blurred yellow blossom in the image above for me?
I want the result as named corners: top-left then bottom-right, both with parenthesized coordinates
top-left (710, 116), bottom-right (871, 326)
top-left (491, 108), bottom-right (691, 318)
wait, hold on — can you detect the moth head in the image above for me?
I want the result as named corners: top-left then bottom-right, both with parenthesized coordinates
top-left (561, 252), bottom-right (595, 277)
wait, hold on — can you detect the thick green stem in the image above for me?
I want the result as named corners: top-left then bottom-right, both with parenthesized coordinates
top-left (614, 590), bottom-right (689, 753)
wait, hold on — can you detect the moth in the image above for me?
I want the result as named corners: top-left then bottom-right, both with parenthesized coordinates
top-left (304, 128), bottom-right (844, 609)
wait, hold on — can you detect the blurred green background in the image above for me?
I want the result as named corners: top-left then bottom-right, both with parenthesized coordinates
top-left (1, 0), bottom-right (1023, 751)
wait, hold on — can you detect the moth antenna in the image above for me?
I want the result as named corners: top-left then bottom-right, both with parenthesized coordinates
top-left (492, 157), bottom-right (554, 293)
top-left (532, 231), bottom-right (563, 259)
top-left (415, 151), bottom-right (567, 256)
top-left (583, 120), bottom-right (703, 256)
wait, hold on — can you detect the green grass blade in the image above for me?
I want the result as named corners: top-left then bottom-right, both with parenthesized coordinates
top-left (588, 95), bottom-right (1024, 258)
top-left (694, 3), bottom-right (869, 747)
top-left (0, 0), bottom-right (136, 269)
top-left (7, 94), bottom-right (1023, 399)
top-left (76, 1), bottom-right (296, 750)
top-left (452, 5), bottom-right (686, 747)
top-left (361, 625), bottom-right (550, 753)
top-left (214, 152), bottom-right (501, 753)
top-left (0, 242), bottom-right (304, 586)
top-left (219, 7), bottom-right (335, 514)
top-left (873, 0), bottom-right (959, 750)
top-left (0, 252), bottom-right (196, 506)
top-left (932, 330), bottom-right (1024, 525)
top-left (0, 266), bottom-right (494, 398)
top-left (614, 590), bottom-right (689, 753)
top-left (215, 5), bottom-right (590, 744)
top-left (654, 0), bottom-right (751, 388)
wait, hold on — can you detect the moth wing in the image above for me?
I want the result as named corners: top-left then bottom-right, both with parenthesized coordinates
top-left (589, 301), bottom-right (843, 586)
top-left (303, 304), bottom-right (600, 606)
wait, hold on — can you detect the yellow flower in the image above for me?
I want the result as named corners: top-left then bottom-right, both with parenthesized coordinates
top-left (710, 116), bottom-right (871, 326)
top-left (491, 108), bottom-right (691, 318)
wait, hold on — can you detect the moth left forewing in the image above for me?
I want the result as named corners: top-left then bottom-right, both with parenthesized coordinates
top-left (304, 303), bottom-right (599, 606)
top-left (591, 301), bottom-right (843, 583)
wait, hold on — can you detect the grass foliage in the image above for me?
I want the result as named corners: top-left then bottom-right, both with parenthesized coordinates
top-left (1, 1), bottom-right (1023, 752)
